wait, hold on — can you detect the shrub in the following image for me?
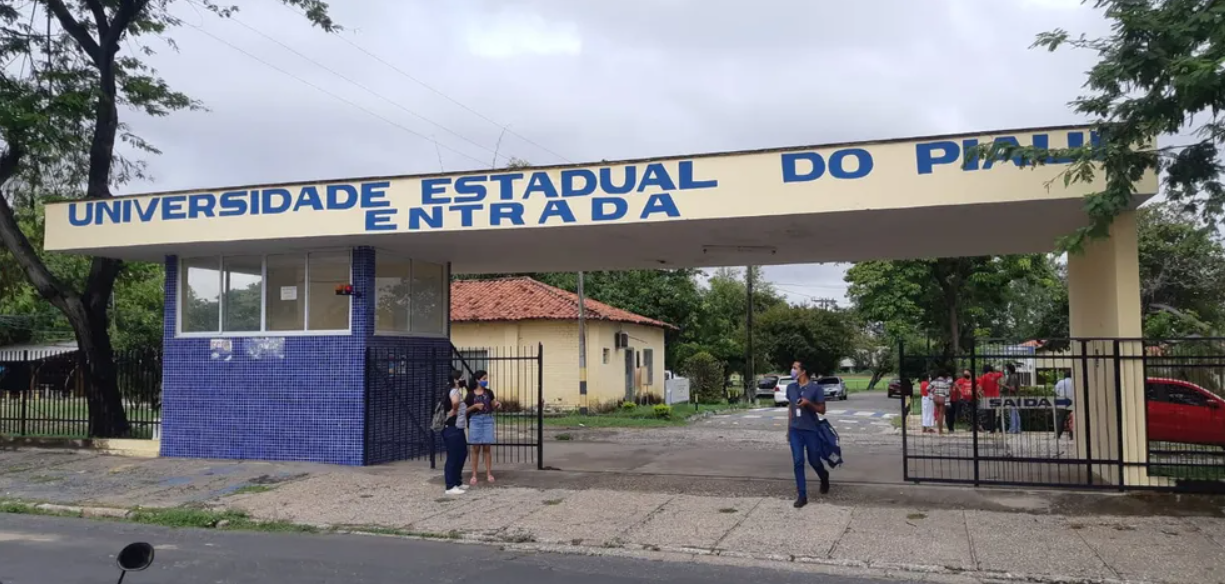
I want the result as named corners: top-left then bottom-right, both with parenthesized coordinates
top-left (683, 351), bottom-right (725, 403)
top-left (499, 399), bottom-right (524, 413)
top-left (620, 401), bottom-right (637, 411)
top-left (652, 404), bottom-right (672, 419)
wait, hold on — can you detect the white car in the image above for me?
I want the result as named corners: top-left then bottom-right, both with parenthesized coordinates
top-left (772, 377), bottom-right (795, 406)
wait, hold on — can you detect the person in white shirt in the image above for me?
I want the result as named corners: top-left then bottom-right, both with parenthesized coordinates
top-left (1054, 371), bottom-right (1074, 440)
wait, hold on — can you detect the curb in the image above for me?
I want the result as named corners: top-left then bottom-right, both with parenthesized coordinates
top-left (31, 503), bottom-right (132, 519)
top-left (3, 502), bottom-right (1142, 584)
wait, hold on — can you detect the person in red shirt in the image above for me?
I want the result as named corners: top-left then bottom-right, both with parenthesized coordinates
top-left (977, 365), bottom-right (1004, 433)
top-left (950, 369), bottom-right (973, 433)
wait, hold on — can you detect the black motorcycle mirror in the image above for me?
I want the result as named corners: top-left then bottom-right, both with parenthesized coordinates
top-left (115, 543), bottom-right (154, 584)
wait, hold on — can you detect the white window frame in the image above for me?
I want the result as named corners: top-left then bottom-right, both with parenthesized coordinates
top-left (372, 249), bottom-right (449, 339)
top-left (176, 249), bottom-right (353, 338)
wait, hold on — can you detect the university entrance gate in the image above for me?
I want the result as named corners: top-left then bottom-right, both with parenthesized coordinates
top-left (900, 339), bottom-right (1225, 492)
top-left (42, 124), bottom-right (1175, 490)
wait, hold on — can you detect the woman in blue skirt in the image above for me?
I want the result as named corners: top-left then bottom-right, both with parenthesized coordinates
top-left (465, 370), bottom-right (500, 485)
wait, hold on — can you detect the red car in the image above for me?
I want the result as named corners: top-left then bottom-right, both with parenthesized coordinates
top-left (1146, 378), bottom-right (1225, 446)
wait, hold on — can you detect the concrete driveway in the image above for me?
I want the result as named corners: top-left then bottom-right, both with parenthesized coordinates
top-left (542, 391), bottom-right (905, 485)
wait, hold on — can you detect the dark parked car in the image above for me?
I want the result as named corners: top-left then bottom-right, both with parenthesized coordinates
top-left (887, 378), bottom-right (905, 398)
top-left (755, 375), bottom-right (780, 399)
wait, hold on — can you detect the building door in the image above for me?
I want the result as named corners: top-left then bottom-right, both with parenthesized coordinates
top-left (624, 349), bottom-right (635, 401)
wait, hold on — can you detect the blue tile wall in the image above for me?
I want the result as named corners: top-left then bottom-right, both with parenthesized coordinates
top-left (160, 247), bottom-right (449, 466)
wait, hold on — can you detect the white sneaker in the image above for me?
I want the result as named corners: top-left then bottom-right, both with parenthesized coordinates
top-left (445, 487), bottom-right (466, 495)
top-left (459, 484), bottom-right (470, 490)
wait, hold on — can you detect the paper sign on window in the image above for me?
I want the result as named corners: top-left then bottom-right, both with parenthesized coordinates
top-left (280, 286), bottom-right (298, 301)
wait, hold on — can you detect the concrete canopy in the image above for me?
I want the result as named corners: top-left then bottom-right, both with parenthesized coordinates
top-left (43, 125), bottom-right (1157, 273)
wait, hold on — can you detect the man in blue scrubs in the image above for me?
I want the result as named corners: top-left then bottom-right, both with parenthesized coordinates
top-left (787, 360), bottom-right (829, 507)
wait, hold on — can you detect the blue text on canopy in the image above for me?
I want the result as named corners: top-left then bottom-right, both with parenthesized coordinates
top-left (67, 182), bottom-right (394, 227)
top-left (388, 160), bottom-right (719, 231)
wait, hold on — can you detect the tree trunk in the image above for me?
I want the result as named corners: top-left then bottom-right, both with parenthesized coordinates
top-left (867, 369), bottom-right (885, 390)
top-left (70, 304), bottom-right (130, 438)
top-left (948, 300), bottom-right (961, 355)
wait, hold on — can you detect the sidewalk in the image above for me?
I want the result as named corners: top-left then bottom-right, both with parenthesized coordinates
top-left (2, 449), bottom-right (1224, 584)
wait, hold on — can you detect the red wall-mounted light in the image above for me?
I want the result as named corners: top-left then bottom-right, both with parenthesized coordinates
top-left (335, 284), bottom-right (356, 296)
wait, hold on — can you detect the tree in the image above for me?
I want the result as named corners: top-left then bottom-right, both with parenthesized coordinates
top-left (756, 303), bottom-right (854, 377)
top-left (1137, 202), bottom-right (1225, 336)
top-left (976, 0), bottom-right (1225, 251)
top-left (846, 255), bottom-right (1048, 354)
top-left (681, 350), bottom-right (725, 403)
top-left (0, 0), bottom-right (335, 436)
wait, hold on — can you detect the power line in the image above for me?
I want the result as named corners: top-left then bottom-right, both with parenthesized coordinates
top-left (224, 14), bottom-right (520, 166)
top-left (273, 0), bottom-right (573, 165)
top-left (183, 22), bottom-right (493, 168)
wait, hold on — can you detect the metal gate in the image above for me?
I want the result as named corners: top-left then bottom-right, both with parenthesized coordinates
top-left (899, 338), bottom-right (1225, 492)
top-left (363, 343), bottom-right (543, 468)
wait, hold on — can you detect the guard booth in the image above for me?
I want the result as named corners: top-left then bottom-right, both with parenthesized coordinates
top-left (42, 125), bottom-right (1177, 489)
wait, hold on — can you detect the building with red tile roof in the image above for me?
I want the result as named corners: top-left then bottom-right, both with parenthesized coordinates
top-left (450, 278), bottom-right (672, 408)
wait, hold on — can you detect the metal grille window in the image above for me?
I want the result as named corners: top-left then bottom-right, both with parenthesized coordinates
top-left (643, 348), bottom-right (654, 385)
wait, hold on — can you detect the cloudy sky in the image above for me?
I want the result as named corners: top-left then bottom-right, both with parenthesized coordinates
top-left (122, 0), bottom-right (1108, 305)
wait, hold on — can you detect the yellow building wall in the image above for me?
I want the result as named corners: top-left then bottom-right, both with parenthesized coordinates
top-left (449, 320), bottom-right (667, 409)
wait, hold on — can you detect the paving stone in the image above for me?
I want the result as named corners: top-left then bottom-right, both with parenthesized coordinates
top-left (718, 498), bottom-right (851, 559)
top-left (620, 495), bottom-right (760, 550)
top-left (965, 510), bottom-right (1112, 579)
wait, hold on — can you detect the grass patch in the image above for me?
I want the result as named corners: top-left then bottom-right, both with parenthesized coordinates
top-left (127, 507), bottom-right (318, 533)
top-left (27, 475), bottom-right (63, 484)
top-left (543, 402), bottom-right (750, 429)
top-left (1149, 465), bottom-right (1225, 481)
top-left (230, 484), bottom-right (274, 496)
top-left (906, 513), bottom-right (927, 521)
top-left (554, 433), bottom-right (573, 441)
top-left (543, 499), bottom-right (564, 506)
top-left (718, 508), bottom-right (738, 514)
top-left (0, 500), bottom-right (40, 514)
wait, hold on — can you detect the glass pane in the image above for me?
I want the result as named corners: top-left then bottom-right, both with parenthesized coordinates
top-left (222, 256), bottom-right (263, 332)
top-left (181, 257), bottom-right (220, 333)
top-left (308, 251), bottom-right (351, 331)
top-left (410, 260), bottom-right (445, 335)
top-left (375, 253), bottom-right (411, 333)
top-left (265, 254), bottom-right (306, 331)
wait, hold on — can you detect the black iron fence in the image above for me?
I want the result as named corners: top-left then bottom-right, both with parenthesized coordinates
top-left (364, 344), bottom-right (543, 468)
top-left (0, 349), bottom-right (162, 440)
top-left (899, 338), bottom-right (1224, 492)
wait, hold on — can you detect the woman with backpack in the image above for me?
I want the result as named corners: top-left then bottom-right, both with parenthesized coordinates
top-left (437, 370), bottom-right (469, 495)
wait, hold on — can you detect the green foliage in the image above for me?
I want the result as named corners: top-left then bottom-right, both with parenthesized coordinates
top-left (620, 401), bottom-right (636, 411)
top-left (1137, 202), bottom-right (1225, 334)
top-left (846, 256), bottom-right (1054, 352)
top-left (681, 351), bottom-right (725, 403)
top-left (651, 404), bottom-right (672, 419)
top-left (756, 303), bottom-right (854, 376)
top-left (969, 0), bottom-right (1225, 251)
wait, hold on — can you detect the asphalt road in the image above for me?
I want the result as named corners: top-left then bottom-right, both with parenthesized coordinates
top-left (722, 390), bottom-right (900, 434)
top-left (0, 514), bottom-right (896, 584)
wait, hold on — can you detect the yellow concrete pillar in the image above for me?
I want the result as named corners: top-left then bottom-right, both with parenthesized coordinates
top-left (1066, 212), bottom-right (1169, 487)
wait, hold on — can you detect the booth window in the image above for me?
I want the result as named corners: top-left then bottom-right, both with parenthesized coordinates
top-left (179, 251), bottom-right (351, 335)
top-left (374, 252), bottom-right (446, 335)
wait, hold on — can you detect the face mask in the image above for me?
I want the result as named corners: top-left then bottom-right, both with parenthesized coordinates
top-left (479, 380), bottom-right (488, 388)
top-left (790, 368), bottom-right (798, 378)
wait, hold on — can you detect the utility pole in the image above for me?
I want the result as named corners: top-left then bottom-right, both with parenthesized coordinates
top-left (745, 266), bottom-right (755, 403)
top-left (577, 271), bottom-right (588, 415)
